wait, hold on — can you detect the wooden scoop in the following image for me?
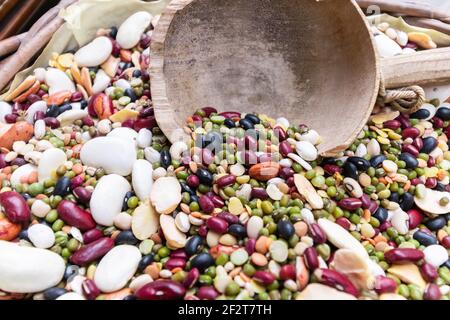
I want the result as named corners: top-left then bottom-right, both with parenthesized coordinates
top-left (150, 0), bottom-right (450, 156)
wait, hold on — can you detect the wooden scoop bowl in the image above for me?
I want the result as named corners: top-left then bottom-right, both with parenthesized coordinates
top-left (150, 0), bottom-right (450, 156)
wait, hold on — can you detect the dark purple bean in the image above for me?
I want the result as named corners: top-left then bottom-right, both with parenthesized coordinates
top-left (279, 167), bottom-right (294, 180)
top-left (420, 263), bottom-right (439, 282)
top-left (11, 157), bottom-right (27, 167)
top-left (199, 195), bottom-right (215, 214)
top-left (338, 198), bottom-right (363, 211)
top-left (70, 175), bottom-right (85, 191)
top-left (374, 276), bottom-right (397, 294)
top-left (304, 247), bottom-right (319, 270)
top-left (183, 268), bottom-right (200, 289)
top-left (279, 141), bottom-right (293, 157)
top-left (165, 258), bottom-right (186, 270)
top-left (139, 107), bottom-right (154, 118)
top-left (44, 117), bottom-right (60, 129)
top-left (197, 286), bottom-right (219, 300)
top-left (70, 237), bottom-right (114, 266)
top-left (0, 191), bottom-right (31, 223)
top-left (424, 284), bottom-right (442, 301)
top-left (253, 271), bottom-right (276, 286)
top-left (216, 175), bottom-right (236, 188)
top-left (82, 229), bottom-right (103, 245)
top-left (216, 212), bottom-right (239, 225)
top-left (245, 238), bottom-right (256, 255)
top-left (251, 188), bottom-right (269, 200)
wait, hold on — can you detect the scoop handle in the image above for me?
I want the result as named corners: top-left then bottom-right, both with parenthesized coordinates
top-left (381, 47), bottom-right (450, 89)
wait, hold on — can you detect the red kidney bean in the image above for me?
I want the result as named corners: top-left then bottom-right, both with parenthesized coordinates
top-left (70, 175), bottom-right (84, 191)
top-left (219, 111), bottom-right (240, 119)
top-left (374, 276), bottom-right (397, 294)
top-left (0, 154), bottom-right (7, 169)
top-left (323, 164), bottom-right (342, 175)
top-left (335, 217), bottom-right (351, 230)
top-left (82, 229), bottom-right (104, 245)
top-left (441, 236), bottom-right (450, 249)
top-left (71, 92), bottom-right (83, 102)
top-left (410, 178), bottom-right (422, 186)
top-left (251, 188), bottom-right (269, 200)
top-left (183, 268), bottom-right (200, 289)
top-left (57, 200), bottom-right (96, 231)
top-left (279, 141), bottom-right (293, 157)
top-left (273, 126), bottom-right (287, 141)
top-left (279, 167), bottom-right (294, 180)
top-left (198, 224), bottom-right (208, 237)
top-left (253, 271), bottom-right (276, 286)
top-left (73, 187), bottom-right (92, 205)
top-left (425, 177), bottom-right (437, 189)
top-left (27, 93), bottom-right (41, 104)
top-left (206, 217), bottom-right (229, 234)
top-left (309, 223), bottom-right (327, 244)
top-left (4, 114), bottom-right (18, 123)
top-left (197, 286), bottom-right (219, 300)
top-left (217, 212), bottom-right (239, 225)
top-left (202, 107), bottom-right (217, 117)
top-left (199, 195), bottom-right (215, 214)
top-left (33, 111), bottom-right (45, 122)
top-left (314, 269), bottom-right (359, 297)
top-left (407, 209), bottom-right (424, 229)
top-left (402, 127), bottom-right (420, 139)
top-left (245, 238), bottom-right (256, 255)
top-left (379, 221), bottom-right (391, 232)
top-left (70, 237), bottom-right (114, 266)
top-left (420, 263), bottom-right (439, 282)
top-left (424, 284), bottom-right (442, 301)
top-left (216, 175), bottom-right (236, 188)
top-left (186, 175), bottom-right (200, 188)
top-left (368, 201), bottom-right (379, 214)
top-left (134, 117), bottom-right (157, 132)
top-left (279, 264), bottom-right (296, 281)
top-left (171, 249), bottom-right (188, 260)
top-left (82, 279), bottom-right (100, 300)
top-left (431, 117), bottom-right (444, 129)
top-left (402, 144), bottom-right (419, 157)
top-left (44, 117), bottom-right (60, 129)
top-left (139, 107), bottom-right (154, 119)
top-left (0, 191), bottom-right (31, 223)
top-left (427, 157), bottom-right (435, 167)
top-left (136, 280), bottom-right (186, 300)
top-left (384, 248), bottom-right (424, 264)
top-left (165, 257), bottom-right (186, 270)
top-left (360, 194), bottom-right (371, 209)
top-left (304, 247), bottom-right (319, 271)
top-left (286, 177), bottom-right (295, 187)
top-left (412, 137), bottom-right (423, 150)
top-left (383, 120), bottom-right (401, 130)
top-left (338, 198), bottom-right (363, 211)
top-left (396, 114), bottom-right (411, 129)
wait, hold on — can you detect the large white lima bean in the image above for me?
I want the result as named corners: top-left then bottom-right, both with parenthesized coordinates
top-left (116, 12), bottom-right (153, 49)
top-left (0, 241), bottom-right (65, 293)
top-left (90, 174), bottom-right (131, 226)
top-left (74, 36), bottom-right (113, 67)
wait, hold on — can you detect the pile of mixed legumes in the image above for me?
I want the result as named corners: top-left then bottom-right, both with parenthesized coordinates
top-left (0, 12), bottom-right (450, 301)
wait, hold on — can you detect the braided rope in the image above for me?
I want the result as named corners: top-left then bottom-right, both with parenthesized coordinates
top-left (378, 75), bottom-right (426, 114)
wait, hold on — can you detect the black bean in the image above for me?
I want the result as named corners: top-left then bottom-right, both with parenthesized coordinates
top-left (185, 235), bottom-right (204, 256)
top-left (347, 157), bottom-right (370, 171)
top-left (64, 265), bottom-right (80, 281)
top-left (421, 137), bottom-right (438, 154)
top-left (370, 155), bottom-right (387, 168)
top-left (389, 192), bottom-right (400, 204)
top-left (410, 108), bottom-right (431, 120)
top-left (224, 118), bottom-right (236, 128)
top-left (436, 107), bottom-right (450, 121)
top-left (80, 100), bottom-right (88, 109)
top-left (122, 191), bottom-right (136, 211)
top-left (277, 220), bottom-right (295, 240)
top-left (132, 70), bottom-right (142, 78)
top-left (204, 131), bottom-right (223, 150)
top-left (373, 207), bottom-right (388, 223)
top-left (443, 259), bottom-right (450, 269)
top-left (180, 182), bottom-right (195, 196)
top-left (109, 27), bottom-right (118, 38)
top-left (413, 230), bottom-right (438, 246)
top-left (196, 168), bottom-right (213, 185)
top-left (445, 214), bottom-right (450, 222)
top-left (53, 177), bottom-right (71, 197)
top-left (43, 287), bottom-right (67, 300)
top-left (160, 150), bottom-right (172, 169)
top-left (228, 224), bottom-right (247, 239)
top-left (321, 158), bottom-right (337, 166)
top-left (45, 104), bottom-right (59, 117)
top-left (245, 114), bottom-right (261, 125)
top-left (190, 253), bottom-right (215, 272)
top-left (123, 295), bottom-right (137, 300)
top-left (399, 193), bottom-right (414, 211)
top-left (115, 231), bottom-right (139, 245)
top-left (239, 118), bottom-right (254, 130)
top-left (425, 216), bottom-right (447, 231)
top-left (399, 153), bottom-right (418, 169)
top-left (435, 183), bottom-right (447, 192)
top-left (138, 254), bottom-right (155, 272)
top-left (57, 104), bottom-right (72, 115)
top-left (125, 88), bottom-right (138, 102)
top-left (19, 229), bottom-right (29, 241)
top-left (21, 193), bottom-right (32, 201)
top-left (343, 161), bottom-right (358, 180)
top-left (190, 195), bottom-right (199, 204)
